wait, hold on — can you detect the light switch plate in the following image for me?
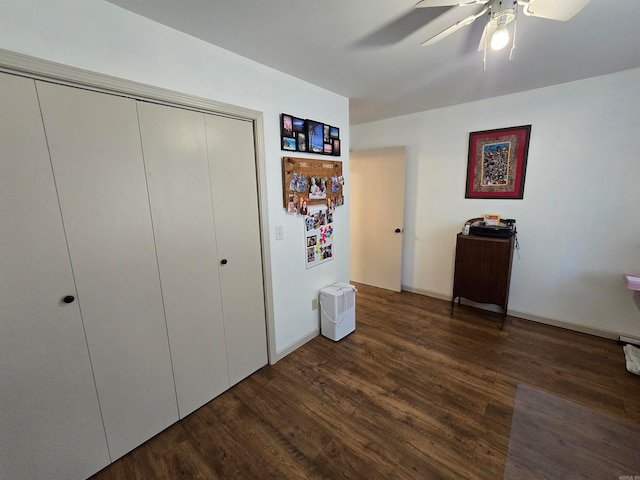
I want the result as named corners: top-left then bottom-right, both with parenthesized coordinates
top-left (275, 225), bottom-right (284, 241)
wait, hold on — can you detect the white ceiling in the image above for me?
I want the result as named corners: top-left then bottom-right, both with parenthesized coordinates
top-left (106, 0), bottom-right (640, 125)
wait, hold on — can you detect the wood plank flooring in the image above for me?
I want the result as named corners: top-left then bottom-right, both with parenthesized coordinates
top-left (90, 283), bottom-right (640, 479)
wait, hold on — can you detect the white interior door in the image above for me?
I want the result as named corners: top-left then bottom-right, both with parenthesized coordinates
top-left (204, 115), bottom-right (268, 386)
top-left (36, 81), bottom-right (178, 461)
top-left (350, 147), bottom-right (406, 292)
top-left (0, 74), bottom-right (110, 480)
top-left (137, 102), bottom-right (230, 418)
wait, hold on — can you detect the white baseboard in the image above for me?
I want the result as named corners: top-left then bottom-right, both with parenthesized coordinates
top-left (401, 285), bottom-right (630, 342)
top-left (507, 309), bottom-right (620, 341)
top-left (401, 285), bottom-right (450, 301)
top-left (271, 329), bottom-right (319, 364)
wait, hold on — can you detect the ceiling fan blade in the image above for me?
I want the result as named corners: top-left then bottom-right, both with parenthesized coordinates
top-left (520, 0), bottom-right (590, 21)
top-left (415, 0), bottom-right (486, 8)
top-left (421, 6), bottom-right (489, 46)
top-left (477, 22), bottom-right (496, 51)
top-left (421, 14), bottom-right (478, 46)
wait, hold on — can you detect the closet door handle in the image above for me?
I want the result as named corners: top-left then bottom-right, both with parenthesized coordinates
top-left (395, 228), bottom-right (402, 233)
top-left (62, 295), bottom-right (75, 304)
top-left (220, 259), bottom-right (228, 265)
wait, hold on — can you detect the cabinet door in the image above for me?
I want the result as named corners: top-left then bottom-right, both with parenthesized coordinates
top-left (204, 115), bottom-right (268, 386)
top-left (137, 102), bottom-right (229, 418)
top-left (454, 235), bottom-right (512, 307)
top-left (0, 74), bottom-right (110, 480)
top-left (36, 82), bottom-right (178, 461)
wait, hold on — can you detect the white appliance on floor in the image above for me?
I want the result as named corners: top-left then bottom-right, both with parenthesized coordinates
top-left (320, 282), bottom-right (357, 341)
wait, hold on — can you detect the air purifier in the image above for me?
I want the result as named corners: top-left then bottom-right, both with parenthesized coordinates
top-left (319, 282), bottom-right (356, 341)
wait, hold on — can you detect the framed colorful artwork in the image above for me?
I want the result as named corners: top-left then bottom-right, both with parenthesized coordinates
top-left (465, 125), bottom-right (531, 199)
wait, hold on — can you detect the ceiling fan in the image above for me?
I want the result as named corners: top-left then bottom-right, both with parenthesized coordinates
top-left (416, 0), bottom-right (590, 56)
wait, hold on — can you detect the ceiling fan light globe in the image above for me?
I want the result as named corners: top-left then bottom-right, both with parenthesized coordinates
top-left (490, 27), bottom-right (510, 50)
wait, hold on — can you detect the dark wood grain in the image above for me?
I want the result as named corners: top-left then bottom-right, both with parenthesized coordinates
top-left (90, 283), bottom-right (640, 480)
top-left (504, 384), bottom-right (640, 479)
top-left (452, 233), bottom-right (515, 326)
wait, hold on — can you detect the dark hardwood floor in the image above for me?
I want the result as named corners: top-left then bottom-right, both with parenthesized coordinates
top-left (90, 283), bottom-right (640, 479)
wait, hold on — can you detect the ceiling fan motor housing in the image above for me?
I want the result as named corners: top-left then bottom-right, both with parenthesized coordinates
top-left (489, 0), bottom-right (516, 26)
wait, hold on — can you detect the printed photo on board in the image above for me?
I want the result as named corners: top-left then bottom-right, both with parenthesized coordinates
top-left (309, 176), bottom-right (327, 200)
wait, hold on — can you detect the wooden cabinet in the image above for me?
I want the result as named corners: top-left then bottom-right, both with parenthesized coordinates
top-left (451, 233), bottom-right (515, 328)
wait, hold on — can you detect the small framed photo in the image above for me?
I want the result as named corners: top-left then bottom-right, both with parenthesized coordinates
top-left (282, 136), bottom-right (296, 151)
top-left (332, 139), bottom-right (341, 156)
top-left (292, 117), bottom-right (306, 133)
top-left (306, 120), bottom-right (324, 153)
top-left (329, 126), bottom-right (340, 139)
top-left (296, 132), bottom-right (307, 152)
top-left (281, 113), bottom-right (294, 138)
top-left (323, 143), bottom-right (333, 155)
top-left (323, 124), bottom-right (330, 143)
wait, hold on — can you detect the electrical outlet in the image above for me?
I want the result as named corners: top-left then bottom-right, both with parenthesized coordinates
top-left (311, 298), bottom-right (318, 310)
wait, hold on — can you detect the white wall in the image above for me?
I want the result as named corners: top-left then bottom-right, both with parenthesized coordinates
top-left (0, 0), bottom-right (350, 357)
top-left (352, 68), bottom-right (640, 339)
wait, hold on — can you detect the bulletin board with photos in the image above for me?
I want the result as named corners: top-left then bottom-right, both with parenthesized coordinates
top-left (282, 156), bottom-right (344, 211)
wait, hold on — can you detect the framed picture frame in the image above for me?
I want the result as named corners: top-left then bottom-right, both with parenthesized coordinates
top-left (280, 113), bottom-right (294, 138)
top-left (329, 126), bottom-right (340, 139)
top-left (282, 136), bottom-right (296, 151)
top-left (307, 120), bottom-right (324, 154)
top-left (292, 116), bottom-right (305, 133)
top-left (332, 138), bottom-right (341, 156)
top-left (296, 132), bottom-right (307, 152)
top-left (465, 125), bottom-right (531, 199)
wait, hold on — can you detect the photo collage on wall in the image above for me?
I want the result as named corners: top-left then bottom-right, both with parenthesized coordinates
top-left (304, 203), bottom-right (335, 269)
top-left (282, 156), bottom-right (344, 268)
top-left (281, 113), bottom-right (340, 156)
top-left (286, 172), bottom-right (344, 216)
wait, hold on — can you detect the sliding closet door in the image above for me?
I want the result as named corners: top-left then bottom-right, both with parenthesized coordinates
top-left (0, 74), bottom-right (110, 480)
top-left (137, 102), bottom-right (229, 418)
top-left (205, 115), bottom-right (268, 385)
top-left (36, 82), bottom-right (178, 460)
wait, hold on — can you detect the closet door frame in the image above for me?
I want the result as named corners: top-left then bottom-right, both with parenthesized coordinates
top-left (0, 49), bottom-right (277, 364)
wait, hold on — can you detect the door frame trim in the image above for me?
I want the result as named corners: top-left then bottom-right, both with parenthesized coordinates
top-left (0, 48), bottom-right (277, 365)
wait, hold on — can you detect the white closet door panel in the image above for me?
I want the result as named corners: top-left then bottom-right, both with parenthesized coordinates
top-left (205, 115), bottom-right (267, 385)
top-left (35, 81), bottom-right (178, 460)
top-left (137, 102), bottom-right (229, 418)
top-left (0, 74), bottom-right (109, 480)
